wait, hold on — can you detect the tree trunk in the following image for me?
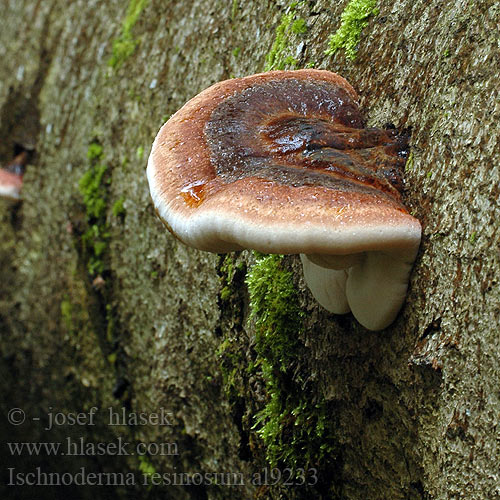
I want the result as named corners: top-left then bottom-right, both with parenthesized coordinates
top-left (0, 0), bottom-right (498, 499)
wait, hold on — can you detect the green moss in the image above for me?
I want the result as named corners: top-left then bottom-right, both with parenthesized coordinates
top-left (138, 455), bottom-right (157, 490)
top-left (265, 3), bottom-right (308, 71)
top-left (108, 0), bottom-right (149, 69)
top-left (78, 143), bottom-right (110, 277)
top-left (71, 147), bottom-right (122, 380)
top-left (58, 269), bottom-right (94, 341)
top-left (232, 47), bottom-right (241, 58)
top-left (105, 303), bottom-right (115, 344)
top-left (107, 352), bottom-right (117, 365)
top-left (60, 297), bottom-right (74, 333)
top-left (79, 165), bottom-right (107, 219)
top-left (405, 151), bottom-right (414, 172)
top-left (217, 253), bottom-right (339, 488)
top-left (136, 145), bottom-right (144, 159)
top-left (217, 336), bottom-right (245, 402)
top-left (291, 18), bottom-right (307, 34)
top-left (87, 143), bottom-right (103, 161)
top-left (216, 253), bottom-right (248, 404)
top-left (246, 255), bottom-right (337, 474)
top-left (112, 197), bottom-right (126, 218)
top-left (219, 286), bottom-right (232, 301)
top-left (218, 254), bottom-right (237, 302)
top-left (325, 0), bottom-right (379, 60)
top-left (246, 255), bottom-right (303, 371)
top-left (231, 0), bottom-right (239, 22)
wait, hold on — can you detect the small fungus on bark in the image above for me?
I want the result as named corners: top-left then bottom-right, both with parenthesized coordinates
top-left (147, 70), bottom-right (421, 330)
top-left (0, 151), bottom-right (27, 201)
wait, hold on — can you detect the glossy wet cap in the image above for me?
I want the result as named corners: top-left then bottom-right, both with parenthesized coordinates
top-left (147, 70), bottom-right (422, 330)
top-left (147, 69), bottom-right (420, 257)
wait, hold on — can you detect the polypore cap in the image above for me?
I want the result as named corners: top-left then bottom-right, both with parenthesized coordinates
top-left (0, 169), bottom-right (23, 200)
top-left (147, 69), bottom-right (419, 255)
top-left (147, 69), bottom-right (421, 330)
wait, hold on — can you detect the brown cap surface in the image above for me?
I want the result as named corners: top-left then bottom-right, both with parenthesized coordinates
top-left (147, 69), bottom-right (420, 258)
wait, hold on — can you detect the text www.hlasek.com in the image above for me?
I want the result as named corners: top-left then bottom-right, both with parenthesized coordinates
top-left (7, 437), bottom-right (178, 457)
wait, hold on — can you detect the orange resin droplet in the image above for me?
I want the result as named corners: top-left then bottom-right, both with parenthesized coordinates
top-left (180, 181), bottom-right (206, 207)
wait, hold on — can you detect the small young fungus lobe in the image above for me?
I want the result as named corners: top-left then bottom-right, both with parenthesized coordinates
top-left (147, 70), bottom-right (421, 330)
top-left (0, 151), bottom-right (28, 201)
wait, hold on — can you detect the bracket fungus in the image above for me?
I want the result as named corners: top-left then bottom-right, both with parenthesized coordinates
top-left (147, 70), bottom-right (421, 331)
top-left (0, 151), bottom-right (27, 201)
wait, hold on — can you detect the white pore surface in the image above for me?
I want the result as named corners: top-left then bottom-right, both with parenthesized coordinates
top-left (301, 250), bottom-right (417, 330)
top-left (300, 254), bottom-right (350, 314)
top-left (0, 184), bottom-right (20, 200)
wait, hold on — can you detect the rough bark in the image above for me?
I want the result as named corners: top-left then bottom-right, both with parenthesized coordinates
top-left (0, 0), bottom-right (498, 499)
